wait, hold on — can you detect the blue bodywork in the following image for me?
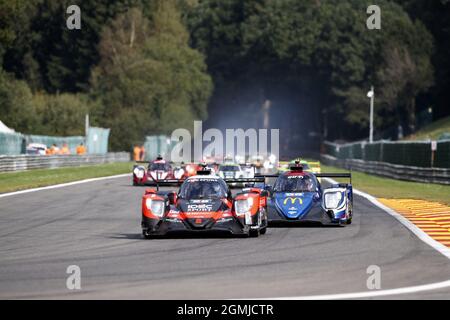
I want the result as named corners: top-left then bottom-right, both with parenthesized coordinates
top-left (266, 173), bottom-right (353, 226)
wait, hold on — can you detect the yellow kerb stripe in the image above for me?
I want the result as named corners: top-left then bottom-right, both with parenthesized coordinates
top-left (378, 199), bottom-right (450, 248)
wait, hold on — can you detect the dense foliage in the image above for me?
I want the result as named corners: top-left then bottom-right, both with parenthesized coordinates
top-left (0, 0), bottom-right (449, 148)
top-left (187, 0), bottom-right (436, 139)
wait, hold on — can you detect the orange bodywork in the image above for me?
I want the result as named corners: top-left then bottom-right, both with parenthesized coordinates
top-left (142, 189), bottom-right (166, 219)
top-left (234, 190), bottom-right (265, 216)
top-left (142, 188), bottom-right (267, 221)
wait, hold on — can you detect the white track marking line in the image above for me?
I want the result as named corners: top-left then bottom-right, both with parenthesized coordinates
top-left (252, 178), bottom-right (450, 300)
top-left (3, 174), bottom-right (450, 298)
top-left (325, 178), bottom-right (450, 260)
top-left (356, 189), bottom-right (450, 260)
top-left (0, 173), bottom-right (130, 198)
top-left (353, 189), bottom-right (450, 259)
top-left (258, 279), bottom-right (450, 300)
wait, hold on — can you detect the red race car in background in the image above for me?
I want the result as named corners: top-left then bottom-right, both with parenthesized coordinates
top-left (133, 156), bottom-right (176, 186)
top-left (172, 162), bottom-right (219, 180)
top-left (175, 163), bottom-right (201, 180)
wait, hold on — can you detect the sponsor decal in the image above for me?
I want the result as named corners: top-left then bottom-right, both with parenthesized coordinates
top-left (190, 199), bottom-right (211, 204)
top-left (259, 197), bottom-right (266, 207)
top-left (283, 197), bottom-right (303, 205)
top-left (187, 203), bottom-right (213, 212)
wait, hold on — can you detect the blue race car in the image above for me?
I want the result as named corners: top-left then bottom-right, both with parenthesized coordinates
top-left (259, 162), bottom-right (353, 226)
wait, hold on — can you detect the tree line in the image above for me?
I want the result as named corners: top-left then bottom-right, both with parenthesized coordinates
top-left (1, 0), bottom-right (449, 149)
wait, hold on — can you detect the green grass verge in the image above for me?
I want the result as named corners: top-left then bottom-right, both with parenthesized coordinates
top-left (404, 116), bottom-right (450, 141)
top-left (0, 162), bottom-right (133, 194)
top-left (321, 164), bottom-right (450, 206)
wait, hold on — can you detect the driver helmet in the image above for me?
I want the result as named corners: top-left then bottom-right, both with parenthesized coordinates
top-left (305, 178), bottom-right (314, 191)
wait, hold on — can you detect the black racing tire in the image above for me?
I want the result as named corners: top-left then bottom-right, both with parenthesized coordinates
top-left (260, 227), bottom-right (267, 235)
top-left (249, 229), bottom-right (260, 237)
top-left (142, 231), bottom-right (153, 239)
top-left (347, 218), bottom-right (352, 225)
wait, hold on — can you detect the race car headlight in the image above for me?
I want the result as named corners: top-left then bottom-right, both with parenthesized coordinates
top-left (324, 192), bottom-right (343, 210)
top-left (133, 167), bottom-right (145, 179)
top-left (235, 197), bottom-right (253, 216)
top-left (145, 199), bottom-right (165, 217)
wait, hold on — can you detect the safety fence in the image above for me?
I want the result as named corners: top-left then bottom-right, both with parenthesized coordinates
top-left (143, 135), bottom-right (177, 161)
top-left (26, 134), bottom-right (85, 154)
top-left (86, 127), bottom-right (110, 154)
top-left (321, 154), bottom-right (450, 185)
top-left (0, 152), bottom-right (130, 173)
top-left (323, 140), bottom-right (450, 169)
top-left (0, 127), bottom-right (110, 155)
top-left (0, 132), bottom-right (23, 155)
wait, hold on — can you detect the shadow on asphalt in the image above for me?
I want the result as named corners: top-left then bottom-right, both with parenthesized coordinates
top-left (268, 222), bottom-right (344, 228)
top-left (109, 233), bottom-right (249, 240)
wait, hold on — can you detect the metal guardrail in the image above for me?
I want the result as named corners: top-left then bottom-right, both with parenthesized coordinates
top-left (0, 152), bottom-right (130, 173)
top-left (323, 140), bottom-right (450, 168)
top-left (321, 154), bottom-right (450, 185)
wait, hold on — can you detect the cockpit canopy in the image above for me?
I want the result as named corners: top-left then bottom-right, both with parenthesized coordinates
top-left (179, 178), bottom-right (228, 200)
top-left (149, 162), bottom-right (171, 171)
top-left (274, 174), bottom-right (317, 192)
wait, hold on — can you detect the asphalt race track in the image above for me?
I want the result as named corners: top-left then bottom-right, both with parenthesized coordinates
top-left (1, 176), bottom-right (450, 299)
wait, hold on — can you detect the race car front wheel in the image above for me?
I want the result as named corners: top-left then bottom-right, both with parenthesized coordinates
top-left (249, 229), bottom-right (260, 237)
top-left (142, 230), bottom-right (153, 239)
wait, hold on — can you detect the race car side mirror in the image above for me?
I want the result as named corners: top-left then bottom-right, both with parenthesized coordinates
top-left (167, 191), bottom-right (177, 205)
top-left (260, 190), bottom-right (269, 197)
top-left (264, 185), bottom-right (273, 196)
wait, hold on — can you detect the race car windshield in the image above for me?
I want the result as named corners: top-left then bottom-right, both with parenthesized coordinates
top-left (179, 180), bottom-right (227, 200)
top-left (149, 163), bottom-right (170, 171)
top-left (219, 165), bottom-right (240, 171)
top-left (274, 175), bottom-right (317, 192)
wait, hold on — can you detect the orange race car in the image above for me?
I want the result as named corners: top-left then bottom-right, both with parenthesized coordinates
top-left (140, 168), bottom-right (268, 238)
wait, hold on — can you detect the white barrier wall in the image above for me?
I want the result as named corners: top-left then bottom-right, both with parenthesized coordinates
top-left (0, 152), bottom-right (130, 172)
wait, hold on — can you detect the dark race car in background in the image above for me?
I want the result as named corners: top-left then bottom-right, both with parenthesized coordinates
top-left (141, 170), bottom-right (269, 238)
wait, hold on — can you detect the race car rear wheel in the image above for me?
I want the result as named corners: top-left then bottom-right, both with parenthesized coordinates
top-left (260, 227), bottom-right (267, 235)
top-left (347, 218), bottom-right (352, 225)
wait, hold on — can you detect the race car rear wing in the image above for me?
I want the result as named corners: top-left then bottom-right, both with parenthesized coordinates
top-left (254, 174), bottom-right (279, 178)
top-left (151, 179), bottom-right (183, 191)
top-left (314, 173), bottom-right (352, 185)
top-left (135, 160), bottom-right (175, 164)
top-left (224, 177), bottom-right (266, 184)
top-left (255, 172), bottom-right (352, 184)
